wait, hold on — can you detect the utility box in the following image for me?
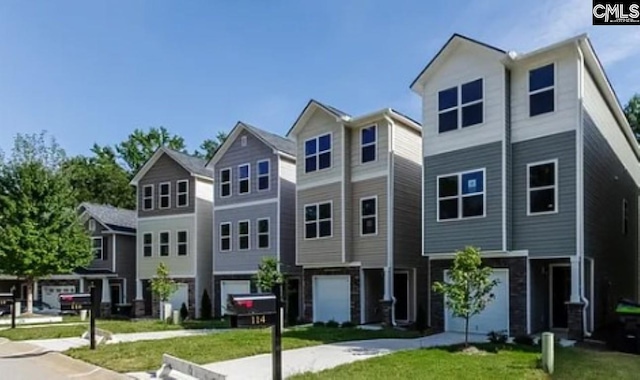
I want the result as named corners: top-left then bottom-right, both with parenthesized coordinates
top-left (59, 293), bottom-right (92, 312)
top-left (613, 299), bottom-right (640, 354)
top-left (226, 293), bottom-right (277, 328)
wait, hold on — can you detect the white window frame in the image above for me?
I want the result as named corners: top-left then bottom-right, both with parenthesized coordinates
top-left (238, 163), bottom-right (251, 195)
top-left (622, 198), bottom-right (629, 235)
top-left (92, 237), bottom-right (103, 260)
top-left (142, 185), bottom-right (154, 211)
top-left (360, 125), bottom-right (377, 164)
top-left (219, 222), bottom-right (232, 252)
top-left (528, 62), bottom-right (556, 118)
top-left (176, 230), bottom-right (188, 256)
top-left (304, 201), bottom-right (333, 240)
top-left (257, 159), bottom-right (270, 191)
top-left (257, 217), bottom-right (270, 249)
top-left (526, 159), bottom-right (558, 216)
top-left (436, 168), bottom-right (487, 222)
top-left (241, 135), bottom-right (247, 147)
top-left (437, 77), bottom-right (484, 133)
top-left (238, 220), bottom-right (250, 250)
top-left (159, 182), bottom-right (171, 209)
top-left (360, 196), bottom-right (378, 236)
top-left (159, 231), bottom-right (171, 256)
top-left (143, 233), bottom-right (153, 257)
top-left (304, 133), bottom-right (332, 173)
top-left (88, 219), bottom-right (96, 232)
top-left (220, 168), bottom-right (232, 198)
top-left (176, 180), bottom-right (189, 208)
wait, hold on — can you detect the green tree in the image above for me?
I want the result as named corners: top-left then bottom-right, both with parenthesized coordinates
top-left (110, 127), bottom-right (186, 174)
top-left (194, 131), bottom-right (229, 160)
top-left (150, 262), bottom-right (178, 320)
top-left (0, 132), bottom-right (92, 313)
top-left (432, 246), bottom-right (499, 347)
top-left (254, 257), bottom-right (284, 292)
top-left (624, 94), bottom-right (640, 140)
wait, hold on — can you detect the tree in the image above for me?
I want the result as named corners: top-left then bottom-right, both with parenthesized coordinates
top-left (0, 132), bottom-right (92, 313)
top-left (111, 127), bottom-right (186, 174)
top-left (150, 262), bottom-right (178, 320)
top-left (624, 94), bottom-right (640, 140)
top-left (432, 246), bottom-right (499, 347)
top-left (194, 131), bottom-right (228, 160)
top-left (254, 257), bottom-right (284, 292)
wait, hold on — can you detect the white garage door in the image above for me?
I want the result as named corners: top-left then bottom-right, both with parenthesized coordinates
top-left (313, 276), bottom-right (350, 323)
top-left (169, 284), bottom-right (189, 312)
top-left (42, 285), bottom-right (76, 309)
top-left (445, 269), bottom-right (509, 335)
top-left (220, 280), bottom-right (251, 315)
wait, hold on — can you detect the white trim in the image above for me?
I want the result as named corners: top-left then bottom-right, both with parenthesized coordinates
top-left (296, 178), bottom-right (342, 191)
top-left (219, 222), bottom-right (232, 252)
top-left (158, 231), bottom-right (171, 257)
top-left (219, 167), bottom-right (232, 198)
top-left (351, 170), bottom-right (387, 183)
top-left (526, 159), bottom-right (559, 216)
top-left (91, 237), bottom-right (104, 260)
top-left (256, 217), bottom-right (270, 249)
top-left (341, 125), bottom-right (346, 263)
top-left (304, 132), bottom-right (333, 173)
top-left (276, 158), bottom-right (281, 268)
top-left (303, 201), bottom-right (333, 240)
top-left (214, 270), bottom-right (258, 275)
top-left (237, 220), bottom-right (250, 250)
top-left (142, 232), bottom-right (153, 257)
top-left (312, 275), bottom-right (351, 322)
top-left (257, 159), bottom-right (270, 192)
top-left (137, 213), bottom-right (195, 221)
top-left (112, 234), bottom-right (117, 273)
top-left (158, 182), bottom-right (171, 209)
top-left (89, 219), bottom-right (96, 232)
top-left (436, 167), bottom-right (487, 221)
top-left (360, 195), bottom-right (378, 236)
top-left (302, 261), bottom-right (362, 269)
top-left (437, 77), bottom-right (485, 133)
top-left (176, 230), bottom-right (189, 256)
top-left (213, 197), bottom-right (277, 211)
top-left (142, 184), bottom-right (154, 211)
top-left (360, 124), bottom-right (378, 164)
top-left (549, 263), bottom-right (570, 329)
top-left (528, 62), bottom-right (557, 118)
top-left (238, 163), bottom-right (251, 195)
top-left (176, 179), bottom-right (189, 208)
top-left (428, 250), bottom-right (529, 259)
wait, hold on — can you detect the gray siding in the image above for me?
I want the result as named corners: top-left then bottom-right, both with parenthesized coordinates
top-left (505, 68), bottom-right (513, 251)
top-left (297, 182), bottom-right (342, 265)
top-left (512, 131), bottom-right (576, 256)
top-left (351, 177), bottom-right (387, 267)
top-left (279, 157), bottom-right (297, 268)
top-left (214, 131), bottom-right (279, 206)
top-left (424, 142), bottom-right (503, 253)
top-left (138, 153), bottom-right (195, 217)
top-left (114, 234), bottom-right (136, 303)
top-left (86, 218), bottom-right (113, 270)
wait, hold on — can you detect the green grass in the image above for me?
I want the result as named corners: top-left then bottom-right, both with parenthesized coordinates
top-left (66, 326), bottom-right (420, 373)
top-left (0, 318), bottom-right (228, 341)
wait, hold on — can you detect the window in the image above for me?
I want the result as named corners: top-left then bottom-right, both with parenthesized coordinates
top-left (238, 164), bottom-right (250, 194)
top-left (92, 237), bottom-right (103, 260)
top-left (159, 232), bottom-right (170, 256)
top-left (622, 199), bottom-right (629, 235)
top-left (305, 134), bottom-right (331, 173)
top-left (238, 221), bottom-right (250, 250)
top-left (142, 185), bottom-right (154, 211)
top-left (241, 135), bottom-right (247, 147)
top-left (159, 182), bottom-right (171, 209)
top-left (257, 218), bottom-right (269, 249)
top-left (257, 160), bottom-right (270, 191)
top-left (437, 169), bottom-right (485, 221)
top-left (220, 223), bottom-right (231, 252)
top-left (438, 79), bottom-right (483, 133)
top-left (529, 63), bottom-right (555, 117)
top-left (177, 231), bottom-right (188, 256)
top-left (220, 168), bottom-right (231, 197)
top-left (361, 197), bottom-right (377, 235)
top-left (88, 219), bottom-right (96, 232)
top-left (305, 202), bottom-right (332, 239)
top-left (527, 160), bottom-right (557, 215)
top-left (143, 233), bottom-right (153, 257)
top-left (176, 180), bottom-right (189, 207)
top-left (361, 125), bottom-right (377, 163)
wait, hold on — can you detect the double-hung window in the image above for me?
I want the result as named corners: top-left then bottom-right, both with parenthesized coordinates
top-left (304, 202), bottom-right (332, 239)
top-left (143, 233), bottom-right (153, 257)
top-left (177, 231), bottom-right (188, 256)
top-left (176, 180), bottom-right (189, 207)
top-left (88, 219), bottom-right (96, 232)
top-left (257, 218), bottom-right (269, 249)
top-left (527, 160), bottom-right (557, 215)
top-left (92, 237), bottom-right (103, 260)
top-left (238, 164), bottom-right (250, 194)
top-left (438, 79), bottom-right (483, 133)
top-left (438, 169), bottom-right (485, 220)
top-left (142, 185), bottom-right (154, 210)
top-left (159, 232), bottom-right (170, 256)
top-left (361, 126), bottom-right (376, 163)
top-left (159, 182), bottom-right (171, 209)
top-left (238, 221), bottom-right (250, 250)
top-left (305, 134), bottom-right (331, 173)
top-left (220, 168), bottom-right (231, 197)
top-left (529, 63), bottom-right (555, 117)
top-left (220, 223), bottom-right (231, 252)
top-left (257, 160), bottom-right (270, 191)
top-left (361, 197), bottom-right (377, 235)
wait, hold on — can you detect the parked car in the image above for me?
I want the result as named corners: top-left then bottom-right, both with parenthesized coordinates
top-left (19, 300), bottom-right (61, 315)
top-left (0, 304), bottom-right (10, 316)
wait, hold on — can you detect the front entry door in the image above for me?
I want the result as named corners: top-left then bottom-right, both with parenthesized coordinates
top-left (551, 265), bottom-right (570, 328)
top-left (394, 272), bottom-right (409, 322)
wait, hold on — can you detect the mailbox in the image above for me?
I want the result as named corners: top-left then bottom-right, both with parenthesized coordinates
top-left (0, 292), bottom-right (14, 306)
top-left (226, 293), bottom-right (277, 328)
top-left (59, 293), bottom-right (92, 312)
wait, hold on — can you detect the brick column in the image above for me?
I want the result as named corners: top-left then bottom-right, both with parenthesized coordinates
top-left (100, 302), bottom-right (112, 318)
top-left (567, 302), bottom-right (585, 341)
top-left (133, 299), bottom-right (145, 317)
top-left (379, 299), bottom-right (394, 327)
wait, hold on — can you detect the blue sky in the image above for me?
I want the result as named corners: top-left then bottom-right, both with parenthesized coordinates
top-left (1, 0), bottom-right (639, 156)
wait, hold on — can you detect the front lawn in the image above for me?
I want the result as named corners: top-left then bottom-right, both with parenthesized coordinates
top-left (66, 326), bottom-right (420, 373)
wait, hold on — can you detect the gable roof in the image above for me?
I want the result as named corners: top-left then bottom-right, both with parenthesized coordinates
top-left (130, 147), bottom-right (213, 185)
top-left (287, 99), bottom-right (352, 137)
top-left (79, 203), bottom-right (136, 233)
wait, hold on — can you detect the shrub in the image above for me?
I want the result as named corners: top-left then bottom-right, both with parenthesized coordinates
top-left (415, 305), bottom-right (428, 334)
top-left (326, 320), bottom-right (340, 328)
top-left (180, 302), bottom-right (189, 321)
top-left (487, 330), bottom-right (508, 344)
top-left (341, 321), bottom-right (356, 328)
top-left (201, 290), bottom-right (212, 320)
top-left (513, 335), bottom-right (535, 346)
top-left (313, 321), bottom-right (326, 327)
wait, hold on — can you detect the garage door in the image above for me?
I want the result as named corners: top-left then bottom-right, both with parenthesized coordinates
top-left (313, 276), bottom-right (350, 323)
top-left (220, 280), bottom-right (250, 315)
top-left (445, 269), bottom-right (509, 335)
top-left (169, 284), bottom-right (189, 312)
top-left (42, 285), bottom-right (76, 309)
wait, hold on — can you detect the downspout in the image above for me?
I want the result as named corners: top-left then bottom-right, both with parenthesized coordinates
top-left (384, 114), bottom-right (396, 326)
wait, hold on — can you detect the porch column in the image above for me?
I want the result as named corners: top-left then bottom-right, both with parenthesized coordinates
top-left (136, 279), bottom-right (143, 300)
top-left (33, 280), bottom-right (39, 301)
top-left (133, 279), bottom-right (146, 317)
top-left (380, 267), bottom-right (394, 327)
top-left (570, 256), bottom-right (581, 303)
top-left (101, 277), bottom-right (111, 303)
top-left (79, 278), bottom-right (85, 293)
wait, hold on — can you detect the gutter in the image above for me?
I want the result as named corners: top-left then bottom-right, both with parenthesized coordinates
top-left (384, 115), bottom-right (396, 327)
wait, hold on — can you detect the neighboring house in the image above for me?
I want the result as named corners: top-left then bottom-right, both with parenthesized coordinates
top-left (130, 147), bottom-right (214, 318)
top-left (410, 34), bottom-right (640, 339)
top-left (206, 122), bottom-right (298, 320)
top-left (288, 100), bottom-right (424, 325)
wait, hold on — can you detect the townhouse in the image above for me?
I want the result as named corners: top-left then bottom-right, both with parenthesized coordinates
top-left (206, 122), bottom-right (298, 320)
top-left (130, 148), bottom-right (214, 318)
top-left (411, 34), bottom-right (640, 339)
top-left (288, 100), bottom-right (424, 325)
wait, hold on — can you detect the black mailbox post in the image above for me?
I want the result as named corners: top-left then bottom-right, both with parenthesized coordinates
top-left (0, 291), bottom-right (16, 329)
top-left (59, 287), bottom-right (98, 349)
top-left (226, 293), bottom-right (277, 328)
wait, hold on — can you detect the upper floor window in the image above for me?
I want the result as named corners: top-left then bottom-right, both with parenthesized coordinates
top-left (159, 231), bottom-right (170, 256)
top-left (361, 197), bottom-right (377, 235)
top-left (143, 233), bottom-right (153, 257)
top-left (88, 219), bottom-right (96, 232)
top-left (241, 135), bottom-right (248, 147)
top-left (177, 230), bottom-right (188, 256)
top-left (361, 126), bottom-right (377, 163)
top-left (142, 185), bottom-right (154, 211)
top-left (159, 182), bottom-right (171, 209)
top-left (527, 160), bottom-right (557, 215)
top-left (92, 237), bottom-right (103, 260)
top-left (220, 168), bottom-right (231, 198)
top-left (238, 221), bottom-right (250, 250)
top-left (257, 218), bottom-right (270, 249)
top-left (622, 199), bottom-right (629, 235)
top-left (176, 180), bottom-right (189, 207)
top-left (437, 169), bottom-right (485, 221)
top-left (529, 63), bottom-right (555, 117)
top-left (257, 160), bottom-right (270, 191)
top-left (438, 78), bottom-right (483, 133)
top-left (220, 222), bottom-right (231, 252)
top-left (305, 134), bottom-right (331, 173)
top-left (305, 202), bottom-right (332, 239)
top-left (238, 164), bottom-right (250, 194)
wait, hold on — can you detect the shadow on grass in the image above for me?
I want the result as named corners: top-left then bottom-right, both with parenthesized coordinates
top-left (281, 326), bottom-right (421, 344)
top-left (439, 343), bottom-right (542, 354)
